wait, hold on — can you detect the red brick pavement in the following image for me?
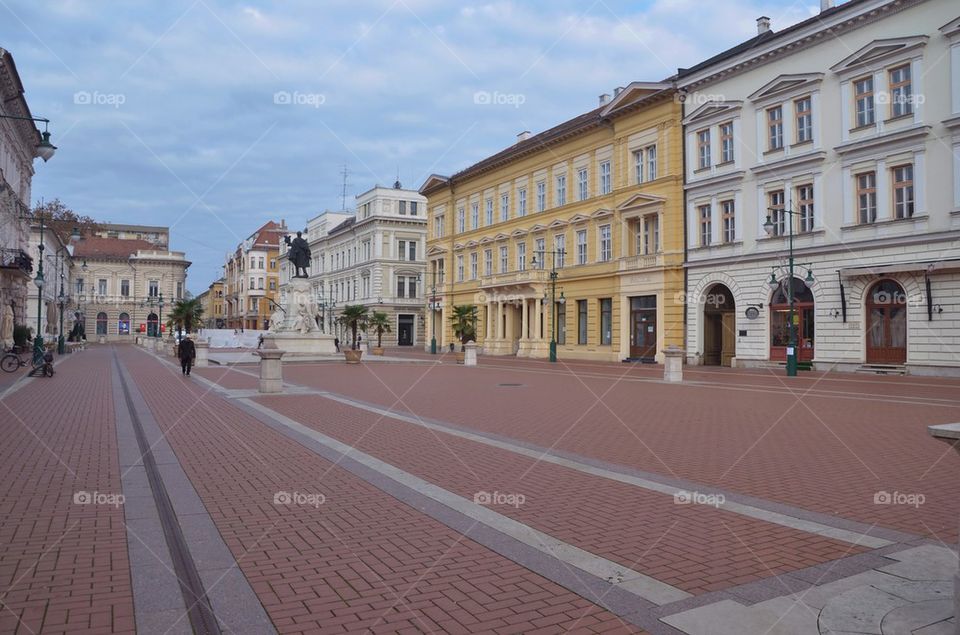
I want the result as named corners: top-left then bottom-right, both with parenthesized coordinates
top-left (272, 358), bottom-right (960, 543)
top-left (256, 394), bottom-right (866, 595)
top-left (0, 348), bottom-right (134, 634)
top-left (120, 347), bottom-right (643, 634)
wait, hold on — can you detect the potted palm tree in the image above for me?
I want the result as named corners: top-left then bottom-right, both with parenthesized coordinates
top-left (449, 305), bottom-right (478, 364)
top-left (368, 311), bottom-right (391, 356)
top-left (166, 297), bottom-right (205, 356)
top-left (340, 304), bottom-right (369, 363)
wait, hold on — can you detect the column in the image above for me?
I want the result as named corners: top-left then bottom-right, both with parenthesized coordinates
top-left (496, 301), bottom-right (504, 340)
top-left (521, 299), bottom-right (530, 341)
top-left (486, 301), bottom-right (494, 340)
top-left (533, 297), bottom-right (542, 341)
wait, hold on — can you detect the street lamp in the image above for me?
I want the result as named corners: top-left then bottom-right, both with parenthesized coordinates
top-left (32, 213), bottom-right (47, 358)
top-left (426, 264), bottom-right (439, 354)
top-left (0, 115), bottom-right (57, 162)
top-left (530, 249), bottom-right (566, 363)
top-left (157, 293), bottom-right (165, 339)
top-left (55, 228), bottom-right (80, 354)
top-left (763, 206), bottom-right (815, 377)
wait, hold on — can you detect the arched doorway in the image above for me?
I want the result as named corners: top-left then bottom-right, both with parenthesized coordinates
top-left (118, 312), bottom-right (130, 335)
top-left (147, 312), bottom-right (159, 337)
top-left (96, 312), bottom-right (108, 336)
top-left (866, 279), bottom-right (907, 364)
top-left (769, 277), bottom-right (815, 362)
top-left (702, 284), bottom-right (736, 366)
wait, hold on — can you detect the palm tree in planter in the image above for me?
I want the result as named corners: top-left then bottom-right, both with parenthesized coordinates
top-left (340, 304), bottom-right (369, 363)
top-left (448, 304), bottom-right (478, 363)
top-left (368, 311), bottom-right (391, 356)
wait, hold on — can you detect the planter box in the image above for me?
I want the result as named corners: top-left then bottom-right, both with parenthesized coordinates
top-left (344, 349), bottom-right (363, 364)
top-left (455, 351), bottom-right (465, 364)
top-left (371, 347), bottom-right (385, 356)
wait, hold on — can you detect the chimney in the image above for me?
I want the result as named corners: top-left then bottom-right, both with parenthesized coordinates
top-left (614, 86), bottom-right (625, 96)
top-left (820, 0), bottom-right (834, 11)
top-left (517, 131), bottom-right (531, 143)
top-left (757, 16), bottom-right (771, 34)
top-left (599, 93), bottom-right (611, 106)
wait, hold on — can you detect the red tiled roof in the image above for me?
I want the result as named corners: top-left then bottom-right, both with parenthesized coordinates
top-left (73, 236), bottom-right (157, 259)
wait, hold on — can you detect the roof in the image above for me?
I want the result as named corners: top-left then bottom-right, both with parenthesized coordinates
top-left (248, 220), bottom-right (286, 249)
top-left (327, 217), bottom-right (357, 237)
top-left (74, 236), bottom-right (157, 259)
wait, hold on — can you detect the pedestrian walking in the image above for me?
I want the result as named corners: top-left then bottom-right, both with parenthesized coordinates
top-left (257, 334), bottom-right (264, 349)
top-left (334, 337), bottom-right (340, 352)
top-left (179, 335), bottom-right (196, 376)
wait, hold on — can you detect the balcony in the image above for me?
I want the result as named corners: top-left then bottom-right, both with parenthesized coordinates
top-left (0, 249), bottom-right (32, 278)
top-left (619, 253), bottom-right (664, 271)
top-left (480, 269), bottom-right (548, 290)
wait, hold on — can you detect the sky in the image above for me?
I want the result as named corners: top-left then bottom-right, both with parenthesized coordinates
top-left (1, 0), bottom-right (825, 294)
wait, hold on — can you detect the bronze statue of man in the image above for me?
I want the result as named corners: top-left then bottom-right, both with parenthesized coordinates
top-left (285, 231), bottom-right (311, 278)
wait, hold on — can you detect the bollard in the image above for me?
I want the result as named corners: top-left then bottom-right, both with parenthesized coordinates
top-left (464, 341), bottom-right (478, 366)
top-left (256, 349), bottom-right (285, 393)
top-left (663, 345), bottom-right (684, 383)
top-left (195, 340), bottom-right (209, 367)
top-left (928, 423), bottom-right (960, 633)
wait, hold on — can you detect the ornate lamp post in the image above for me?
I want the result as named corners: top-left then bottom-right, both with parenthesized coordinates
top-left (530, 249), bottom-right (566, 363)
top-left (32, 213), bottom-right (47, 358)
top-left (764, 205), bottom-right (815, 377)
top-left (0, 114), bottom-right (57, 162)
top-left (157, 293), bottom-right (165, 339)
top-left (427, 264), bottom-right (439, 354)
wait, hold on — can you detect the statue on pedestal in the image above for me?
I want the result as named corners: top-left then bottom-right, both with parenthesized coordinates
top-left (285, 231), bottom-right (311, 279)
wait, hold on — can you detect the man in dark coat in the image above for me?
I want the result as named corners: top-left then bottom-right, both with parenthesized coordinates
top-left (179, 336), bottom-right (197, 376)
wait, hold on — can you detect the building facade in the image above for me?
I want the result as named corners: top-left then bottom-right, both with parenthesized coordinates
top-left (223, 220), bottom-right (285, 331)
top-left (279, 186), bottom-right (428, 346)
top-left (197, 277), bottom-right (225, 329)
top-left (72, 226), bottom-right (189, 341)
top-left (0, 48), bottom-right (46, 332)
top-left (421, 84), bottom-right (685, 362)
top-left (678, 0), bottom-right (960, 375)
top-left (24, 222), bottom-right (75, 343)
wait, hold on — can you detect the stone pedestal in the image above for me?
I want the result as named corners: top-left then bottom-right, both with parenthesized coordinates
top-left (464, 342), bottom-right (478, 366)
top-left (97, 335), bottom-right (106, 345)
top-left (261, 332), bottom-right (337, 356)
top-left (927, 423), bottom-right (960, 633)
top-left (145, 338), bottom-right (156, 352)
top-left (663, 345), bottom-right (684, 383)
top-left (256, 349), bottom-right (286, 393)
top-left (195, 340), bottom-right (209, 367)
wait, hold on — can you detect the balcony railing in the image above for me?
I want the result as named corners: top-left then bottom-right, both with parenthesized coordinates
top-left (0, 248), bottom-right (32, 276)
top-left (480, 269), bottom-right (548, 288)
top-left (618, 252), bottom-right (664, 271)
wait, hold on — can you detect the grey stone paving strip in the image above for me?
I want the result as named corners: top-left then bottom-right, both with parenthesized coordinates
top-left (113, 351), bottom-right (276, 634)
top-left (236, 395), bottom-right (691, 607)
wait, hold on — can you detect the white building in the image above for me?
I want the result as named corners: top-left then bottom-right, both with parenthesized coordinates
top-left (280, 184), bottom-right (427, 346)
top-left (678, 0), bottom-right (960, 376)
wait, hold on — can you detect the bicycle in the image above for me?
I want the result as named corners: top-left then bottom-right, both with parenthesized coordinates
top-left (1, 346), bottom-right (54, 377)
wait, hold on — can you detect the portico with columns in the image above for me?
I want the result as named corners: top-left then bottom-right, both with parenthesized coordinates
top-left (479, 278), bottom-right (549, 357)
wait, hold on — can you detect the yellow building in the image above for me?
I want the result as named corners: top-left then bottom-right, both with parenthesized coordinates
top-left (421, 83), bottom-right (684, 362)
top-left (224, 220), bottom-right (285, 331)
top-left (197, 278), bottom-right (225, 329)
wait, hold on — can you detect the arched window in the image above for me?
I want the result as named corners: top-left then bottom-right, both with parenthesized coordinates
top-left (147, 312), bottom-right (159, 337)
top-left (96, 312), bottom-right (108, 335)
top-left (118, 312), bottom-right (130, 335)
top-left (769, 277), bottom-right (815, 362)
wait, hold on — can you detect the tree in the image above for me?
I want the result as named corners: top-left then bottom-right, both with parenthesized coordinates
top-left (340, 305), bottom-right (369, 350)
top-left (449, 305), bottom-right (478, 352)
top-left (368, 311), bottom-right (391, 348)
top-left (166, 298), bottom-right (204, 336)
top-left (31, 199), bottom-right (101, 243)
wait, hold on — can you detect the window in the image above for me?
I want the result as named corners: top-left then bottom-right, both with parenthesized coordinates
top-left (534, 238), bottom-right (545, 268)
top-left (398, 240), bottom-right (406, 260)
top-left (854, 76), bottom-right (875, 127)
top-left (795, 97), bottom-right (812, 143)
top-left (577, 300), bottom-right (588, 345)
top-left (457, 255), bottom-right (464, 281)
top-left (577, 168), bottom-right (588, 201)
top-left (470, 253), bottom-right (478, 280)
top-left (96, 312), bottom-right (108, 336)
top-left (699, 204), bottom-right (712, 246)
top-left (856, 172), bottom-right (877, 224)
top-left (149, 280), bottom-right (159, 297)
top-left (767, 106), bottom-right (783, 150)
top-left (721, 200), bottom-right (735, 243)
top-left (697, 130), bottom-right (711, 169)
top-left (556, 175), bottom-right (567, 206)
top-left (518, 188), bottom-right (527, 216)
top-left (892, 164), bottom-right (914, 219)
top-left (410, 201), bottom-right (418, 216)
top-left (399, 200), bottom-right (407, 215)
top-left (634, 149), bottom-right (643, 183)
top-left (484, 249), bottom-right (493, 276)
top-left (517, 242), bottom-right (526, 271)
top-left (259, 257), bottom-right (264, 269)
top-left (556, 304), bottom-right (566, 344)
top-left (397, 277), bottom-right (406, 298)
top-left (797, 185), bottom-right (814, 232)
top-left (76, 278), bottom-right (85, 294)
top-left (536, 181), bottom-right (546, 212)
top-left (768, 190), bottom-right (786, 236)
top-left (249, 277), bottom-right (255, 290)
top-left (457, 207), bottom-right (466, 233)
top-left (269, 280), bottom-right (276, 291)
top-left (499, 246), bottom-right (508, 273)
top-left (576, 230), bottom-right (587, 265)
top-left (471, 202), bottom-right (479, 228)
top-left (121, 279), bottom-right (130, 297)
top-left (98, 279), bottom-right (107, 295)
top-left (408, 276), bottom-right (417, 298)
top-left (485, 198), bottom-right (494, 225)
top-left (598, 225), bottom-right (612, 262)
top-left (118, 312), bottom-right (130, 335)
top-left (436, 258), bottom-right (446, 284)
top-left (720, 122), bottom-right (734, 163)
top-left (889, 64), bottom-right (912, 118)
top-left (500, 193), bottom-right (509, 222)
top-left (646, 145), bottom-right (657, 180)
top-left (600, 161), bottom-right (611, 195)
top-left (554, 234), bottom-right (565, 269)
top-left (599, 298), bottom-right (612, 345)
top-left (643, 215), bottom-right (660, 254)
top-left (250, 256), bottom-right (256, 269)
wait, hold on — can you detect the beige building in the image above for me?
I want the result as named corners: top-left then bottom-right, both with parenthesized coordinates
top-left (224, 220), bottom-right (286, 331)
top-left (197, 278), bottom-right (225, 329)
top-left (72, 226), bottom-right (189, 340)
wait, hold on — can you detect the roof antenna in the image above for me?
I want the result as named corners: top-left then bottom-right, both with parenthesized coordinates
top-left (340, 165), bottom-right (349, 211)
top-left (394, 166), bottom-right (402, 189)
